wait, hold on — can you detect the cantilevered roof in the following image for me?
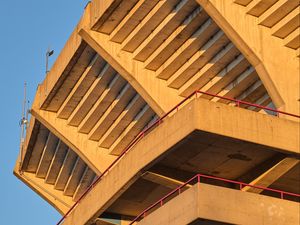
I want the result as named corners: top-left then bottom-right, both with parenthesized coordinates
top-left (15, 119), bottom-right (97, 214)
top-left (88, 0), bottom-right (274, 109)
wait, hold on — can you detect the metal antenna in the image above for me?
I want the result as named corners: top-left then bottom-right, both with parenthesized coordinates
top-left (19, 82), bottom-right (29, 171)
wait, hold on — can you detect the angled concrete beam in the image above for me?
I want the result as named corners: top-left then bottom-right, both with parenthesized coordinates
top-left (73, 167), bottom-right (96, 201)
top-left (109, 0), bottom-right (159, 43)
top-left (234, 0), bottom-right (252, 6)
top-left (258, 0), bottom-right (299, 28)
top-left (57, 54), bottom-right (101, 119)
top-left (236, 80), bottom-right (265, 102)
top-left (88, 83), bottom-right (136, 141)
top-left (245, 0), bottom-right (277, 17)
top-left (284, 28), bottom-right (300, 49)
top-left (179, 42), bottom-right (239, 96)
top-left (64, 158), bottom-right (86, 197)
top-left (120, 0), bottom-right (179, 52)
top-left (31, 106), bottom-right (116, 175)
top-left (246, 93), bottom-right (272, 111)
top-left (31, 79), bottom-right (117, 176)
top-left (98, 94), bottom-right (145, 148)
top-left (142, 171), bottom-right (192, 190)
top-left (195, 0), bottom-right (287, 114)
top-left (94, 218), bottom-right (117, 225)
top-left (77, 74), bottom-right (126, 134)
top-left (36, 133), bottom-right (59, 178)
top-left (144, 6), bottom-right (209, 70)
top-left (271, 6), bottom-right (300, 38)
top-left (79, 28), bottom-right (183, 115)
top-left (167, 30), bottom-right (229, 88)
top-left (108, 104), bottom-right (154, 155)
top-left (199, 54), bottom-right (249, 94)
top-left (25, 124), bottom-right (50, 173)
top-left (92, 0), bottom-right (138, 33)
top-left (67, 63), bottom-right (116, 126)
top-left (242, 157), bottom-right (299, 193)
top-left (210, 66), bottom-right (258, 101)
top-left (133, 0), bottom-right (198, 61)
top-left (38, 4), bottom-right (91, 109)
top-left (237, 154), bottom-right (286, 184)
top-left (45, 141), bottom-right (69, 184)
top-left (54, 150), bottom-right (78, 191)
top-left (155, 19), bottom-right (219, 79)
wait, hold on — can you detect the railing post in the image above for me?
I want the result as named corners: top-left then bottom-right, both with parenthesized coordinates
top-left (198, 174), bottom-right (200, 183)
top-left (178, 188), bottom-right (181, 194)
top-left (280, 192), bottom-right (284, 199)
top-left (160, 200), bottom-right (163, 206)
top-left (239, 183), bottom-right (243, 190)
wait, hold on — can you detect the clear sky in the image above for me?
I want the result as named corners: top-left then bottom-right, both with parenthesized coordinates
top-left (0, 1), bottom-right (89, 224)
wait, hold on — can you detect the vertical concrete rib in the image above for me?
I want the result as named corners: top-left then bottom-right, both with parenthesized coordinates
top-left (77, 74), bottom-right (127, 134)
top-left (133, 0), bottom-right (198, 61)
top-left (109, 0), bottom-right (160, 43)
top-left (121, 0), bottom-right (180, 52)
top-left (45, 141), bottom-right (69, 184)
top-left (155, 19), bottom-right (219, 79)
top-left (88, 83), bottom-right (137, 141)
top-left (67, 63), bottom-right (116, 126)
top-left (63, 158), bottom-right (86, 197)
top-left (199, 54), bottom-right (249, 96)
top-left (26, 125), bottom-right (50, 173)
top-left (144, 6), bottom-right (209, 70)
top-left (166, 30), bottom-right (229, 88)
top-left (109, 104), bottom-right (155, 155)
top-left (179, 43), bottom-right (240, 96)
top-left (98, 94), bottom-right (145, 149)
top-left (72, 168), bottom-right (96, 201)
top-left (35, 133), bottom-right (59, 178)
top-left (57, 54), bottom-right (105, 119)
top-left (54, 150), bottom-right (78, 191)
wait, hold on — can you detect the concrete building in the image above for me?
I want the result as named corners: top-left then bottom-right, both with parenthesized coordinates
top-left (14, 0), bottom-right (300, 224)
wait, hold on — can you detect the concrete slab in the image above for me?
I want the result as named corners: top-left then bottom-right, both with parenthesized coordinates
top-left (61, 98), bottom-right (299, 225)
top-left (138, 183), bottom-right (300, 225)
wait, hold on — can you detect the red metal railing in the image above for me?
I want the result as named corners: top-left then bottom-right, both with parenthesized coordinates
top-left (57, 90), bottom-right (299, 225)
top-left (196, 90), bottom-right (300, 118)
top-left (129, 173), bottom-right (300, 225)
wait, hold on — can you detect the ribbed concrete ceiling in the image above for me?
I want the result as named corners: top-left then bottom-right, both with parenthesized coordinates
top-left (37, 0), bottom-right (281, 164)
top-left (42, 46), bottom-right (157, 156)
top-left (22, 121), bottom-right (97, 202)
top-left (234, 0), bottom-right (300, 52)
top-left (92, 0), bottom-right (274, 110)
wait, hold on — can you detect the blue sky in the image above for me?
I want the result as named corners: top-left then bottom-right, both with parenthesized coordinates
top-left (0, 1), bottom-right (89, 224)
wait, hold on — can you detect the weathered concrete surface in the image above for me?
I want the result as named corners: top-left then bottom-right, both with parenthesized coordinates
top-left (38, 3), bottom-right (91, 110)
top-left (138, 183), bottom-right (300, 225)
top-left (90, 0), bottom-right (119, 31)
top-left (31, 103), bottom-right (116, 175)
top-left (14, 159), bottom-right (72, 215)
top-left (61, 98), bottom-right (299, 225)
top-left (196, 0), bottom-right (300, 117)
top-left (79, 28), bottom-right (183, 115)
